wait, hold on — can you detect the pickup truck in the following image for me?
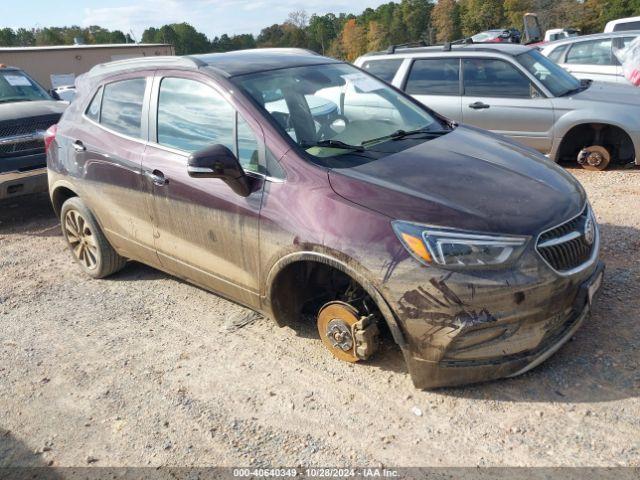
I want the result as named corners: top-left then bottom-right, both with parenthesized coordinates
top-left (0, 65), bottom-right (66, 200)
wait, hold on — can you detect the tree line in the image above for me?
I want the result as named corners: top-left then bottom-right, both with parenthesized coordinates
top-left (1, 0), bottom-right (639, 61)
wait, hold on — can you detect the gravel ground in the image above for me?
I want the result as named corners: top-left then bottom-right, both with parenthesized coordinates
top-left (0, 166), bottom-right (639, 468)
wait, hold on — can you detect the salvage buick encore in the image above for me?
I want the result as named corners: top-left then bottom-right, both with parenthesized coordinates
top-left (46, 49), bottom-right (604, 388)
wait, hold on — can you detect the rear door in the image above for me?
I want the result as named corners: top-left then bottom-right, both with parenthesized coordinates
top-left (65, 74), bottom-right (158, 265)
top-left (461, 57), bottom-right (554, 153)
top-left (402, 57), bottom-right (463, 121)
top-left (563, 38), bottom-right (618, 83)
top-left (142, 72), bottom-right (265, 308)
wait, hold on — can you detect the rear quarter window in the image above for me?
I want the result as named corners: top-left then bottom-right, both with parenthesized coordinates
top-left (85, 87), bottom-right (103, 122)
top-left (613, 21), bottom-right (640, 32)
top-left (360, 59), bottom-right (403, 83)
top-left (547, 44), bottom-right (569, 63)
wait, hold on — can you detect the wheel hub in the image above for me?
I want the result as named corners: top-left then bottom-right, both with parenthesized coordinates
top-left (578, 146), bottom-right (611, 171)
top-left (317, 301), bottom-right (380, 363)
top-left (326, 319), bottom-right (354, 352)
top-left (64, 210), bottom-right (98, 270)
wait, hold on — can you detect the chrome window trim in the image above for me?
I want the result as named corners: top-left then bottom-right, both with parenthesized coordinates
top-left (535, 203), bottom-right (599, 277)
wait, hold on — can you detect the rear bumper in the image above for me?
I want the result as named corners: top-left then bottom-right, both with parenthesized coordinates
top-left (0, 168), bottom-right (48, 200)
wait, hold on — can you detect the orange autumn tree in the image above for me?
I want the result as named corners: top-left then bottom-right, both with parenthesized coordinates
top-left (339, 19), bottom-right (367, 62)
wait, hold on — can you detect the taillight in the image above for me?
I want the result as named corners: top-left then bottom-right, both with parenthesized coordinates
top-left (44, 124), bottom-right (57, 153)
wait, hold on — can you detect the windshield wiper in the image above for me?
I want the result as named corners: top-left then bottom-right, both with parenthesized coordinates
top-left (361, 128), bottom-right (451, 147)
top-left (561, 79), bottom-right (592, 97)
top-left (302, 139), bottom-right (365, 152)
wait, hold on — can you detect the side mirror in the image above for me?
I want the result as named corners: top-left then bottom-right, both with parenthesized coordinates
top-left (187, 144), bottom-right (251, 197)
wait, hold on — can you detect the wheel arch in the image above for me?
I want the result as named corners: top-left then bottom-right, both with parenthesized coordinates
top-left (554, 121), bottom-right (636, 164)
top-left (50, 180), bottom-right (80, 217)
top-left (263, 249), bottom-right (408, 349)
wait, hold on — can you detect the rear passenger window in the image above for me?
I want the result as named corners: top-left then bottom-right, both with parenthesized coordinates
top-left (566, 40), bottom-right (613, 65)
top-left (100, 79), bottom-right (146, 138)
top-left (405, 58), bottom-right (460, 95)
top-left (85, 86), bottom-right (103, 122)
top-left (360, 59), bottom-right (403, 83)
top-left (547, 44), bottom-right (569, 63)
top-left (157, 77), bottom-right (235, 153)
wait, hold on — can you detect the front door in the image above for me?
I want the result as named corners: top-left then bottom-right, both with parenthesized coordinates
top-left (461, 57), bottom-right (554, 153)
top-left (142, 73), bottom-right (265, 308)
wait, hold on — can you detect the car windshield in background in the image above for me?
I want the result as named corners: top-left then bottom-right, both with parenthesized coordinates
top-left (233, 63), bottom-right (448, 161)
top-left (0, 71), bottom-right (51, 103)
top-left (516, 50), bottom-right (582, 97)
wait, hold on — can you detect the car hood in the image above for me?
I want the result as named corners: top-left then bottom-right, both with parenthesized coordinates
top-left (328, 126), bottom-right (585, 236)
top-left (0, 100), bottom-right (67, 123)
top-left (566, 81), bottom-right (640, 106)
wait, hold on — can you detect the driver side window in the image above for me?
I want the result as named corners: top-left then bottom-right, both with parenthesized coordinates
top-left (463, 58), bottom-right (538, 99)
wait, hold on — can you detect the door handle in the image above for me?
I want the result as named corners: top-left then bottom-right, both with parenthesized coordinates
top-left (468, 101), bottom-right (490, 110)
top-left (144, 169), bottom-right (168, 186)
top-left (72, 140), bottom-right (86, 152)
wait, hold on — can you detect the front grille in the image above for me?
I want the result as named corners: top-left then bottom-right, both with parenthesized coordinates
top-left (0, 114), bottom-right (60, 158)
top-left (536, 206), bottom-right (596, 273)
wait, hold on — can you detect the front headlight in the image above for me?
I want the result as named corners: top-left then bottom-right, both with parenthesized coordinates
top-left (392, 221), bottom-right (529, 268)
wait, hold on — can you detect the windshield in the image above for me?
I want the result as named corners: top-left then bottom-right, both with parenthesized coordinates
top-left (516, 50), bottom-right (581, 96)
top-left (233, 63), bottom-right (447, 160)
top-left (0, 70), bottom-right (51, 103)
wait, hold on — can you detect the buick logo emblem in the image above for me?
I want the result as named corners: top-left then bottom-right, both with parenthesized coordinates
top-left (584, 217), bottom-right (595, 246)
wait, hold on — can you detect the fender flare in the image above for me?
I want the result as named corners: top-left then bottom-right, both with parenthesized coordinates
top-left (263, 249), bottom-right (408, 348)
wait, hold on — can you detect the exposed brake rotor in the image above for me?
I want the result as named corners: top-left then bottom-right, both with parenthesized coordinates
top-left (578, 145), bottom-right (611, 171)
top-left (317, 301), bottom-right (379, 363)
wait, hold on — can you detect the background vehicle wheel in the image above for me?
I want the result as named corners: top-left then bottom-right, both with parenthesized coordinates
top-left (60, 197), bottom-right (126, 279)
top-left (577, 145), bottom-right (611, 171)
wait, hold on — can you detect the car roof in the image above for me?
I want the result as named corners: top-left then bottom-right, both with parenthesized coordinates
top-left (363, 42), bottom-right (532, 58)
top-left (543, 30), bottom-right (640, 48)
top-left (85, 48), bottom-right (340, 81)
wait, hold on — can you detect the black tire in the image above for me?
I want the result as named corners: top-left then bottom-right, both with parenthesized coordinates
top-left (60, 197), bottom-right (126, 279)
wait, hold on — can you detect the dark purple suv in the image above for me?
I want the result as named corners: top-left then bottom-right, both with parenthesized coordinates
top-left (47, 49), bottom-right (604, 388)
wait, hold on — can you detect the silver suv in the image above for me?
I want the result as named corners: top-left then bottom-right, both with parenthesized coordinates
top-left (355, 43), bottom-right (640, 170)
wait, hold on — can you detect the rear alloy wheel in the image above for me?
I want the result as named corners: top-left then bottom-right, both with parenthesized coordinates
top-left (317, 301), bottom-right (380, 363)
top-left (60, 197), bottom-right (126, 279)
top-left (577, 145), bottom-right (611, 171)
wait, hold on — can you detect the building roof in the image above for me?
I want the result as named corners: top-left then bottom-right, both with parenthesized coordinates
top-left (0, 43), bottom-right (171, 52)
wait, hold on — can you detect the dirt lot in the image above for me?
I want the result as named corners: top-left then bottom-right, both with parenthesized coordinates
top-left (1, 167), bottom-right (639, 468)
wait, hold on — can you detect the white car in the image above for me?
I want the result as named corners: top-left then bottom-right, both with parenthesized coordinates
top-left (540, 31), bottom-right (640, 84)
top-left (604, 16), bottom-right (640, 33)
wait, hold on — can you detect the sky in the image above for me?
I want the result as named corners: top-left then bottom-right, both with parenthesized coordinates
top-left (5, 0), bottom-right (390, 39)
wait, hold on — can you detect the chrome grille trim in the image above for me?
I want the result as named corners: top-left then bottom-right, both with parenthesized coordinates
top-left (535, 204), bottom-right (599, 276)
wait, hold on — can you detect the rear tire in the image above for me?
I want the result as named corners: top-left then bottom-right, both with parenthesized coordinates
top-left (60, 197), bottom-right (126, 279)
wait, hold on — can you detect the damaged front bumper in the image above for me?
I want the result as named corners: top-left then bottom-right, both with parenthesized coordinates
top-left (384, 250), bottom-right (604, 389)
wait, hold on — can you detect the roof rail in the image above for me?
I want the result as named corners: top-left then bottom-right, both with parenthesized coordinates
top-left (87, 55), bottom-right (205, 77)
top-left (386, 40), bottom-right (429, 54)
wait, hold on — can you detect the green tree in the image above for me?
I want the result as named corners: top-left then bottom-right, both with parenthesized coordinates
top-left (0, 28), bottom-right (17, 46)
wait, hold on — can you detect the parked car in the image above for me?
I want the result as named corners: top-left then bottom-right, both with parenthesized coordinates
top-left (0, 65), bottom-right (66, 200)
top-left (540, 31), bottom-right (640, 84)
top-left (604, 16), bottom-right (640, 32)
top-left (471, 29), bottom-right (521, 44)
top-left (356, 43), bottom-right (640, 170)
top-left (47, 49), bottom-right (604, 389)
top-left (544, 28), bottom-right (580, 43)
